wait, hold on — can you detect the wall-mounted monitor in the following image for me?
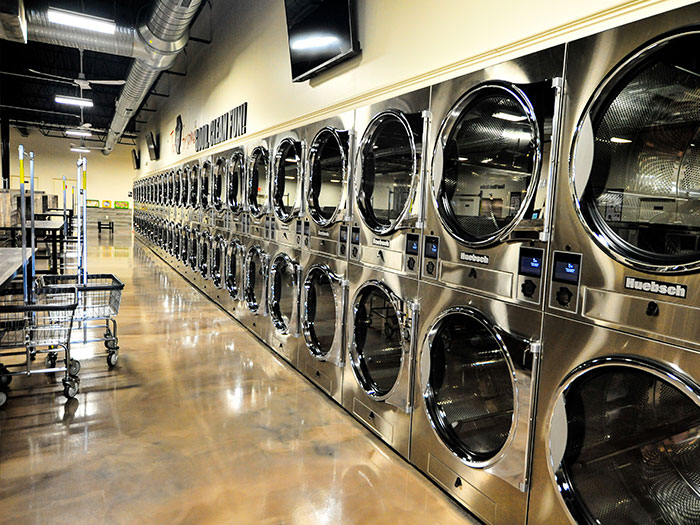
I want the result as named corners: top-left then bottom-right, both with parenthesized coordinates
top-left (145, 132), bottom-right (159, 161)
top-left (131, 149), bottom-right (140, 170)
top-left (284, 0), bottom-right (360, 82)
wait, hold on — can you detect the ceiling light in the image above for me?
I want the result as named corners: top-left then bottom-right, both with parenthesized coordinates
top-left (610, 137), bottom-right (632, 144)
top-left (70, 146), bottom-right (91, 153)
top-left (47, 8), bottom-right (116, 34)
top-left (55, 95), bottom-right (93, 108)
top-left (330, 179), bottom-right (341, 183)
top-left (66, 129), bottom-right (92, 137)
top-left (493, 112), bottom-right (527, 122)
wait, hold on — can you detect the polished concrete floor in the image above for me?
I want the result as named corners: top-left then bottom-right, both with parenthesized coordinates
top-left (0, 230), bottom-right (476, 524)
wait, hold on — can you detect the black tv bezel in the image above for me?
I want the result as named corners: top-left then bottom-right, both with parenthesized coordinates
top-left (131, 149), bottom-right (140, 170)
top-left (146, 132), bottom-right (159, 161)
top-left (285, 0), bottom-right (361, 83)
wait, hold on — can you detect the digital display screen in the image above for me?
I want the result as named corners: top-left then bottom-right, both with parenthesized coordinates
top-left (406, 234), bottom-right (419, 256)
top-left (296, 220), bottom-right (302, 234)
top-left (553, 260), bottom-right (580, 284)
top-left (340, 226), bottom-right (348, 243)
top-left (424, 236), bottom-right (439, 259)
top-left (351, 227), bottom-right (360, 244)
top-left (285, 0), bottom-right (360, 82)
top-left (519, 248), bottom-right (544, 278)
top-left (304, 221), bottom-right (310, 235)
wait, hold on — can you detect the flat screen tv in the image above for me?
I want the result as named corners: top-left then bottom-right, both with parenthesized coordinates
top-left (284, 0), bottom-right (360, 82)
top-left (145, 132), bottom-right (159, 161)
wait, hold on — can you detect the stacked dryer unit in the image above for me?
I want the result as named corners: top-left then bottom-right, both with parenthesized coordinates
top-left (410, 47), bottom-right (565, 524)
top-left (297, 111), bottom-right (354, 403)
top-left (266, 128), bottom-right (306, 366)
top-left (342, 88), bottom-right (430, 459)
top-left (530, 5), bottom-right (700, 524)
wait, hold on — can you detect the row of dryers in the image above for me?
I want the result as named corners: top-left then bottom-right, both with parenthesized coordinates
top-left (134, 5), bottom-right (700, 524)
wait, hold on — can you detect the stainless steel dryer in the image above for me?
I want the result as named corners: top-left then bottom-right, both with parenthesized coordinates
top-left (343, 262), bottom-right (419, 459)
top-left (266, 241), bottom-right (303, 366)
top-left (270, 128), bottom-right (305, 249)
top-left (411, 281), bottom-right (540, 525)
top-left (298, 250), bottom-right (348, 402)
top-left (223, 231), bottom-right (247, 320)
top-left (242, 234), bottom-right (270, 340)
top-left (223, 147), bottom-right (247, 236)
top-left (529, 315), bottom-right (700, 524)
top-left (546, 4), bottom-right (700, 351)
top-left (301, 111), bottom-right (355, 259)
top-left (246, 138), bottom-right (272, 240)
top-left (197, 226), bottom-right (213, 291)
top-left (423, 47), bottom-right (564, 308)
top-left (350, 88), bottom-right (430, 277)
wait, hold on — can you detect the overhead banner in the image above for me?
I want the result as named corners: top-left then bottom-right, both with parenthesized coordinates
top-left (195, 102), bottom-right (248, 152)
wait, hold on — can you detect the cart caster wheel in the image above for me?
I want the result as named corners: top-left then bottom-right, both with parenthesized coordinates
top-left (107, 352), bottom-right (119, 368)
top-left (0, 366), bottom-right (11, 387)
top-left (68, 359), bottom-right (81, 377)
top-left (63, 379), bottom-right (79, 399)
top-left (45, 354), bottom-right (57, 369)
top-left (0, 390), bottom-right (7, 407)
top-left (104, 339), bottom-right (118, 350)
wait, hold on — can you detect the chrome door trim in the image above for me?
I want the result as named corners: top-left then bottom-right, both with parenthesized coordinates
top-left (306, 126), bottom-right (350, 227)
top-left (247, 146), bottom-right (270, 219)
top-left (244, 244), bottom-right (269, 315)
top-left (272, 137), bottom-right (306, 223)
top-left (430, 82), bottom-right (542, 248)
top-left (226, 149), bottom-right (245, 215)
top-left (225, 238), bottom-right (244, 300)
top-left (268, 251), bottom-right (301, 335)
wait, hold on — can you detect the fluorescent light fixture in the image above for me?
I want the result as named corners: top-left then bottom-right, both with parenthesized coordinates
top-left (66, 129), bottom-right (92, 137)
top-left (493, 112), bottom-right (527, 122)
top-left (330, 179), bottom-right (341, 183)
top-left (610, 137), bottom-right (632, 144)
top-left (70, 147), bottom-right (91, 153)
top-left (55, 95), bottom-right (93, 108)
top-left (47, 8), bottom-right (116, 34)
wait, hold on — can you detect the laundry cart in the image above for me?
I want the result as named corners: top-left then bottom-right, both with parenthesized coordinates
top-left (0, 284), bottom-right (79, 407)
top-left (40, 274), bottom-right (125, 368)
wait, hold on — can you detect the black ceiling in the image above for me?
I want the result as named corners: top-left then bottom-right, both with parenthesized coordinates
top-left (0, 0), bottom-right (155, 144)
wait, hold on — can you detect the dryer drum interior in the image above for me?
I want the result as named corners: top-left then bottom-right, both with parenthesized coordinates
top-left (200, 161), bottom-right (211, 209)
top-left (212, 158), bottom-right (226, 211)
top-left (303, 267), bottom-right (338, 357)
top-left (269, 254), bottom-right (297, 332)
top-left (225, 242), bottom-right (241, 298)
top-left (274, 139), bottom-right (302, 222)
top-left (180, 228), bottom-right (189, 261)
top-left (554, 365), bottom-right (700, 524)
top-left (181, 169), bottom-right (190, 207)
top-left (351, 283), bottom-right (404, 397)
top-left (174, 170), bottom-right (181, 205)
top-left (189, 230), bottom-right (198, 270)
top-left (227, 152), bottom-right (244, 213)
top-left (212, 240), bottom-right (225, 288)
top-left (169, 173), bottom-right (175, 204)
top-left (436, 84), bottom-right (540, 245)
top-left (358, 111), bottom-right (419, 233)
top-left (199, 234), bottom-right (210, 277)
top-left (309, 129), bottom-right (346, 224)
top-left (576, 33), bottom-right (700, 269)
top-left (190, 166), bottom-right (199, 208)
top-left (174, 228), bottom-right (181, 260)
top-left (249, 148), bottom-right (269, 216)
top-left (425, 311), bottom-right (515, 464)
top-left (245, 248), bottom-right (266, 312)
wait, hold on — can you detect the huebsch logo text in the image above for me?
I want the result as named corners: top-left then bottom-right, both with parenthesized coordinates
top-left (460, 252), bottom-right (489, 265)
top-left (624, 277), bottom-right (687, 298)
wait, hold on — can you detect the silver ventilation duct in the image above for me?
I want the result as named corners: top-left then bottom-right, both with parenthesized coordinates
top-left (104, 0), bottom-right (202, 154)
top-left (0, 1), bottom-right (202, 154)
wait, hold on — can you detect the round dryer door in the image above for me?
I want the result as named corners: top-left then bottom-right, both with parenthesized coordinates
top-left (182, 168), bottom-right (190, 208)
top-left (350, 282), bottom-right (406, 398)
top-left (174, 226), bottom-right (181, 260)
top-left (200, 161), bottom-right (211, 209)
top-left (302, 265), bottom-right (345, 362)
top-left (174, 169), bottom-right (181, 206)
top-left (199, 233), bottom-right (211, 278)
top-left (422, 308), bottom-right (516, 466)
top-left (308, 128), bottom-right (349, 226)
top-left (357, 111), bottom-right (419, 234)
top-left (225, 240), bottom-right (243, 299)
top-left (551, 361), bottom-right (700, 524)
top-left (212, 158), bottom-right (226, 211)
top-left (268, 253), bottom-right (300, 334)
top-left (433, 83), bottom-right (541, 246)
top-left (211, 238), bottom-right (225, 288)
top-left (573, 33), bottom-right (700, 272)
top-left (244, 246), bottom-right (267, 313)
top-left (189, 166), bottom-right (199, 208)
top-left (248, 147), bottom-right (269, 218)
top-left (180, 227), bottom-right (190, 262)
top-left (273, 138), bottom-right (303, 223)
top-left (227, 151), bottom-right (245, 214)
top-left (188, 229), bottom-right (199, 270)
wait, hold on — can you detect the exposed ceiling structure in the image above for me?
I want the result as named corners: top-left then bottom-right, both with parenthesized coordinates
top-left (0, 0), bottom-right (209, 149)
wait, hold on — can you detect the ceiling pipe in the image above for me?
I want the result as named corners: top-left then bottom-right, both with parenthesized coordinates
top-left (1, 2), bottom-right (202, 154)
top-left (103, 0), bottom-right (202, 154)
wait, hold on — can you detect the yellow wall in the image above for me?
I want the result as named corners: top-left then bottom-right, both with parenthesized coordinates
top-left (138, 0), bottom-right (694, 176)
top-left (8, 127), bottom-right (135, 208)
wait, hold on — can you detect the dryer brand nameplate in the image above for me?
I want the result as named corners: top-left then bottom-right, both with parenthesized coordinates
top-left (624, 277), bottom-right (687, 299)
top-left (460, 252), bottom-right (490, 265)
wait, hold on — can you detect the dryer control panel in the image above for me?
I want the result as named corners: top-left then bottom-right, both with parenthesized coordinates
top-left (423, 236), bottom-right (439, 277)
top-left (517, 247), bottom-right (544, 304)
top-left (549, 251), bottom-right (582, 313)
top-left (404, 233), bottom-right (420, 275)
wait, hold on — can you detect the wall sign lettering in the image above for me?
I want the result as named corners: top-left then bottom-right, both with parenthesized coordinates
top-left (195, 102), bottom-right (248, 152)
